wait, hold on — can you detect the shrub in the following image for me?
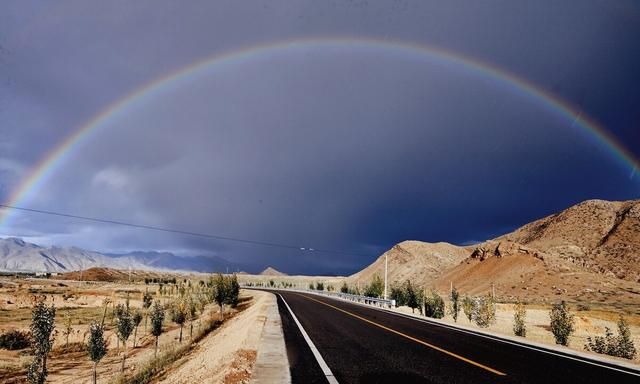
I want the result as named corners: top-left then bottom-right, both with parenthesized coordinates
top-left (550, 301), bottom-right (574, 346)
top-left (340, 282), bottom-right (349, 294)
top-left (0, 330), bottom-right (31, 350)
top-left (584, 316), bottom-right (636, 360)
top-left (315, 282), bottom-right (324, 291)
top-left (513, 301), bottom-right (527, 337)
top-left (424, 291), bottom-right (445, 319)
top-left (471, 295), bottom-right (495, 328)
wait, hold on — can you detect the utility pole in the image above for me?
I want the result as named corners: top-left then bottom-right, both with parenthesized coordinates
top-left (384, 254), bottom-right (388, 300)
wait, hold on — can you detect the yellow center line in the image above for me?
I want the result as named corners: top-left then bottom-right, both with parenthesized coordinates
top-left (296, 293), bottom-right (507, 376)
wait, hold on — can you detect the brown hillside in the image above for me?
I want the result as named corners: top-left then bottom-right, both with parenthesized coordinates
top-left (259, 267), bottom-right (287, 276)
top-left (348, 241), bottom-right (467, 287)
top-left (496, 199), bottom-right (640, 282)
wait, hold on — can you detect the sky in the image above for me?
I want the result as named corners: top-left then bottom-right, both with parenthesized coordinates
top-left (0, 1), bottom-right (639, 275)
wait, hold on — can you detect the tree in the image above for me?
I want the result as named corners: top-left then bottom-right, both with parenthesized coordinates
top-left (315, 281), bottom-right (324, 291)
top-left (340, 282), bottom-right (349, 294)
top-left (187, 298), bottom-right (197, 340)
top-left (226, 274), bottom-right (240, 308)
top-left (471, 295), bottom-right (496, 328)
top-left (27, 298), bottom-right (56, 384)
top-left (405, 281), bottom-right (419, 313)
top-left (389, 284), bottom-right (406, 307)
top-left (132, 310), bottom-right (143, 348)
top-left (513, 301), bottom-right (527, 337)
top-left (462, 296), bottom-right (474, 322)
top-left (212, 273), bottom-right (229, 319)
top-left (62, 308), bottom-right (73, 348)
top-left (364, 274), bottom-right (384, 298)
top-left (150, 301), bottom-right (165, 358)
top-left (87, 321), bottom-right (107, 384)
top-left (585, 315), bottom-right (636, 359)
top-left (424, 291), bottom-right (445, 319)
top-left (171, 300), bottom-right (187, 343)
top-left (115, 304), bottom-right (134, 373)
top-left (550, 301), bottom-right (574, 346)
top-left (142, 290), bottom-right (153, 332)
top-left (308, 283), bottom-right (315, 290)
top-left (449, 287), bottom-right (460, 322)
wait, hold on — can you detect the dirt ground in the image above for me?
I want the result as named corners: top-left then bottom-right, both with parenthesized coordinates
top-left (0, 276), bottom-right (257, 384)
top-left (156, 290), bottom-right (272, 384)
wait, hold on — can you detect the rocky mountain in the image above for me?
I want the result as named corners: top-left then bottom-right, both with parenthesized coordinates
top-left (259, 266), bottom-right (287, 276)
top-left (0, 237), bottom-right (241, 273)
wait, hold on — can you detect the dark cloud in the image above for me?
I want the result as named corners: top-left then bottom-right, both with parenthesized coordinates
top-left (1, 1), bottom-right (639, 274)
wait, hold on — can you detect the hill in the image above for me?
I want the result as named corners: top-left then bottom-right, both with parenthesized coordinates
top-left (348, 241), bottom-right (468, 287)
top-left (259, 267), bottom-right (287, 276)
top-left (352, 199), bottom-right (640, 305)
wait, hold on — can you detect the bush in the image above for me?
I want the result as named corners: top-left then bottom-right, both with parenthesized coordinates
top-left (340, 282), bottom-right (349, 294)
top-left (513, 301), bottom-right (527, 337)
top-left (424, 291), bottom-right (445, 319)
top-left (0, 330), bottom-right (31, 350)
top-left (585, 316), bottom-right (636, 360)
top-left (471, 295), bottom-right (495, 328)
top-left (315, 282), bottom-right (324, 291)
top-left (550, 301), bottom-right (574, 346)
top-left (364, 275), bottom-right (384, 298)
top-left (462, 296), bottom-right (474, 322)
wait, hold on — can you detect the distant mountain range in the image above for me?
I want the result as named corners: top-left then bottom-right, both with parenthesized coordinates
top-left (0, 237), bottom-right (248, 274)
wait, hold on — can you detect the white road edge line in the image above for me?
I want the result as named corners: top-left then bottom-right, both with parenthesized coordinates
top-left (278, 293), bottom-right (340, 384)
top-left (317, 292), bottom-right (640, 378)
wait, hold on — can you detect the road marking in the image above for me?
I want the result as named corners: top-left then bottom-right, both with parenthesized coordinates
top-left (384, 309), bottom-right (640, 378)
top-left (278, 294), bottom-right (340, 384)
top-left (297, 293), bottom-right (507, 376)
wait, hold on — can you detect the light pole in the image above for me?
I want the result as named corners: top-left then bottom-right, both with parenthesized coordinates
top-left (384, 254), bottom-right (388, 300)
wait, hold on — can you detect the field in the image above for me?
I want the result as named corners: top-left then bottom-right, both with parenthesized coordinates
top-left (0, 274), bottom-right (260, 384)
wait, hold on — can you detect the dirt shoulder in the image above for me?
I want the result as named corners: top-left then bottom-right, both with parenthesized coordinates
top-left (157, 290), bottom-right (277, 384)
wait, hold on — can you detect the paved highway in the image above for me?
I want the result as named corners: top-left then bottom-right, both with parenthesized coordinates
top-left (270, 290), bottom-right (640, 384)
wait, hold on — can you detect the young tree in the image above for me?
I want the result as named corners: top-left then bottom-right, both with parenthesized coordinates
top-left (171, 300), bottom-right (187, 343)
top-left (28, 298), bottom-right (56, 384)
top-left (187, 298), bottom-right (197, 340)
top-left (513, 301), bottom-right (527, 337)
top-left (87, 321), bottom-right (107, 384)
top-left (364, 274), bottom-right (384, 298)
top-left (142, 290), bottom-right (153, 332)
top-left (405, 281), bottom-right (419, 313)
top-left (340, 281), bottom-right (349, 294)
top-left (550, 301), bottom-right (574, 346)
top-left (212, 274), bottom-right (229, 319)
top-left (424, 291), bottom-right (445, 319)
top-left (150, 301), bottom-right (165, 358)
top-left (585, 315), bottom-right (636, 359)
top-left (115, 304), bottom-right (134, 373)
top-left (132, 310), bottom-right (143, 348)
top-left (449, 287), bottom-right (460, 322)
top-left (462, 296), bottom-right (474, 322)
top-left (389, 284), bottom-right (407, 307)
top-left (308, 282), bottom-right (315, 290)
top-left (226, 274), bottom-right (240, 308)
top-left (471, 295), bottom-right (496, 328)
top-left (62, 308), bottom-right (73, 348)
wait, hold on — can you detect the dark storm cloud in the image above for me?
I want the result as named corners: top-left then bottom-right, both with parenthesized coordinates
top-left (1, 1), bottom-right (639, 274)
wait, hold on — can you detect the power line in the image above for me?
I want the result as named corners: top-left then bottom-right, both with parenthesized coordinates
top-left (0, 203), bottom-right (370, 258)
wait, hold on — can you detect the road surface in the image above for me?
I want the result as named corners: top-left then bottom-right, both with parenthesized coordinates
top-left (270, 290), bottom-right (640, 384)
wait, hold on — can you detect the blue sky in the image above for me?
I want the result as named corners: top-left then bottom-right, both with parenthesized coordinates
top-left (0, 1), bottom-right (639, 274)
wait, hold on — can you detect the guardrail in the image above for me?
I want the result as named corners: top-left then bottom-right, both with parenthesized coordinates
top-left (242, 285), bottom-right (395, 308)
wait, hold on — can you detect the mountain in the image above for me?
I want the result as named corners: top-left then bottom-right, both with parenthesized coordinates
top-left (348, 241), bottom-right (468, 287)
top-left (352, 199), bottom-right (640, 305)
top-left (259, 266), bottom-right (287, 276)
top-left (0, 237), bottom-right (241, 273)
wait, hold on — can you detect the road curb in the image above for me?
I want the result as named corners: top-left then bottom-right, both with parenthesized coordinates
top-left (250, 292), bottom-right (292, 384)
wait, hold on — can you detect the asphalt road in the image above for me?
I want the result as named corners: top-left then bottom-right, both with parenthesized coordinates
top-left (271, 290), bottom-right (640, 384)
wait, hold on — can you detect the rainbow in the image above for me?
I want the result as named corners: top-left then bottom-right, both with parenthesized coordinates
top-left (1, 37), bottom-right (638, 230)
